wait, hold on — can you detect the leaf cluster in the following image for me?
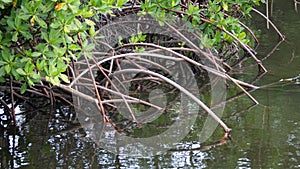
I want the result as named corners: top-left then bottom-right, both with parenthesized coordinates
top-left (140, 0), bottom-right (265, 52)
top-left (0, 0), bottom-right (265, 93)
top-left (0, 0), bottom-right (128, 93)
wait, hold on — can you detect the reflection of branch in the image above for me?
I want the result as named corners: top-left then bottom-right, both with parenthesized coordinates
top-left (0, 97), bottom-right (14, 120)
top-left (169, 132), bottom-right (232, 152)
top-left (226, 74), bottom-right (259, 104)
top-left (262, 39), bottom-right (284, 61)
top-left (113, 68), bottom-right (232, 133)
top-left (225, 102), bottom-right (257, 118)
top-left (295, 0), bottom-right (300, 12)
top-left (266, 0), bottom-right (269, 29)
top-left (199, 132), bottom-right (232, 151)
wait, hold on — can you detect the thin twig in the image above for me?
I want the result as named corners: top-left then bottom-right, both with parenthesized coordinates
top-left (252, 8), bottom-right (285, 40)
top-left (90, 56), bottom-right (142, 127)
top-left (271, 0), bottom-right (274, 16)
top-left (225, 74), bottom-right (259, 105)
top-left (223, 12), bottom-right (259, 46)
top-left (266, 0), bottom-right (269, 29)
top-left (89, 44), bottom-right (260, 90)
top-left (84, 55), bottom-right (109, 122)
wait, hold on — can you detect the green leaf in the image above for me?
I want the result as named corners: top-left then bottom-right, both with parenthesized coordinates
top-left (68, 44), bottom-right (80, 51)
top-left (84, 42), bottom-right (95, 51)
top-left (59, 74), bottom-right (70, 83)
top-left (0, 60), bottom-right (6, 66)
top-left (12, 32), bottom-right (18, 42)
top-left (20, 83), bottom-right (27, 94)
top-left (63, 25), bottom-right (71, 33)
top-left (31, 72), bottom-right (40, 80)
top-left (68, 51), bottom-right (77, 59)
top-left (50, 21), bottom-right (61, 29)
top-left (14, 16), bottom-right (22, 28)
top-left (27, 78), bottom-right (34, 87)
top-left (0, 77), bottom-right (5, 83)
top-left (16, 68), bottom-right (27, 76)
top-left (47, 76), bottom-right (60, 86)
top-left (20, 31), bottom-right (33, 40)
top-left (90, 0), bottom-right (102, 7)
top-left (238, 32), bottom-right (246, 40)
top-left (158, 21), bottom-right (164, 26)
top-left (43, 1), bottom-right (56, 13)
top-left (11, 65), bottom-right (18, 78)
top-left (2, 0), bottom-right (13, 3)
top-left (49, 66), bottom-right (59, 77)
top-left (35, 16), bottom-right (48, 29)
top-left (36, 59), bottom-right (45, 71)
top-left (222, 2), bottom-right (228, 11)
top-left (24, 62), bottom-right (34, 73)
top-left (31, 52), bottom-right (42, 57)
top-left (41, 31), bottom-right (49, 42)
top-left (171, 0), bottom-right (180, 7)
top-left (18, 14), bottom-right (31, 20)
top-left (1, 48), bottom-right (10, 62)
top-left (81, 10), bottom-right (95, 18)
top-left (7, 20), bottom-right (15, 30)
top-left (5, 64), bottom-right (11, 73)
top-left (0, 67), bottom-right (5, 76)
top-left (65, 34), bottom-right (73, 43)
top-left (117, 0), bottom-right (128, 7)
top-left (20, 57), bottom-right (31, 63)
top-left (84, 19), bottom-right (95, 26)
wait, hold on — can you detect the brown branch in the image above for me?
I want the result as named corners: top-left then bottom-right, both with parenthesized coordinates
top-left (90, 56), bottom-right (142, 127)
top-left (84, 55), bottom-right (109, 122)
top-left (223, 12), bottom-right (259, 46)
top-left (252, 8), bottom-right (285, 40)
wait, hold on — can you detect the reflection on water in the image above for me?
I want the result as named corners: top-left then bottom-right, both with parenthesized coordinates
top-left (1, 0), bottom-right (300, 168)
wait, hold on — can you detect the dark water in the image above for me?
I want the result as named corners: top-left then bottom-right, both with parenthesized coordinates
top-left (1, 1), bottom-right (300, 168)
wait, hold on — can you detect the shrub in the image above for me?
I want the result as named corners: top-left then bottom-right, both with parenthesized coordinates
top-left (0, 0), bottom-right (265, 93)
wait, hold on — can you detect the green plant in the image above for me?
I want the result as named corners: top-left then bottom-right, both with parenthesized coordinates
top-left (128, 32), bottom-right (147, 52)
top-left (0, 0), bottom-right (267, 94)
top-left (141, 0), bottom-right (265, 51)
top-left (0, 0), bottom-right (128, 93)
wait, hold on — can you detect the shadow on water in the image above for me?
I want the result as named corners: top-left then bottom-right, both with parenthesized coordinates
top-left (1, 0), bottom-right (300, 168)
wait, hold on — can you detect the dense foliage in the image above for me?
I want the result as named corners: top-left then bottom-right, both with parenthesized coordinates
top-left (0, 0), bottom-right (265, 93)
